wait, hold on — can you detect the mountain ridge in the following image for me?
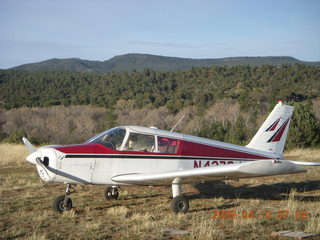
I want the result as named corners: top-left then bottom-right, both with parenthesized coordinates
top-left (10, 53), bottom-right (320, 73)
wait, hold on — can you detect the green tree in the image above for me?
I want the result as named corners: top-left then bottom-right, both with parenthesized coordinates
top-left (4, 129), bottom-right (26, 143)
top-left (194, 120), bottom-right (231, 142)
top-left (103, 108), bottom-right (117, 130)
top-left (226, 115), bottom-right (248, 145)
top-left (287, 103), bottom-right (320, 148)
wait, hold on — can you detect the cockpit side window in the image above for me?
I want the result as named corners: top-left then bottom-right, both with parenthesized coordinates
top-left (158, 137), bottom-right (180, 154)
top-left (91, 128), bottom-right (126, 150)
top-left (124, 133), bottom-right (155, 152)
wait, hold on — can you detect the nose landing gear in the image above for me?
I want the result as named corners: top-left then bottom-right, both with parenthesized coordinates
top-left (53, 184), bottom-right (76, 213)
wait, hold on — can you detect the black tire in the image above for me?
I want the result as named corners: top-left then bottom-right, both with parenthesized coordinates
top-left (104, 186), bottom-right (119, 200)
top-left (53, 195), bottom-right (73, 213)
top-left (171, 195), bottom-right (189, 214)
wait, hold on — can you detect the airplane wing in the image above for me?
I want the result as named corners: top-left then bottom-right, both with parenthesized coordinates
top-left (112, 160), bottom-right (308, 185)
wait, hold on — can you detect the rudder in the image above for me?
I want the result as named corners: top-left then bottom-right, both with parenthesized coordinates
top-left (246, 101), bottom-right (294, 155)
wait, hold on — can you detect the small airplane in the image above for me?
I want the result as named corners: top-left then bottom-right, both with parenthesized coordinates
top-left (23, 101), bottom-right (320, 213)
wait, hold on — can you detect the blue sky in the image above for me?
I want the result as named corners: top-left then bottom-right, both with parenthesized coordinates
top-left (0, 0), bottom-right (319, 68)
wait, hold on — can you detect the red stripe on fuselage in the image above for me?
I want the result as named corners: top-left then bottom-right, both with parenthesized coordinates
top-left (55, 140), bottom-right (272, 160)
top-left (55, 143), bottom-right (104, 154)
top-left (180, 141), bottom-right (271, 160)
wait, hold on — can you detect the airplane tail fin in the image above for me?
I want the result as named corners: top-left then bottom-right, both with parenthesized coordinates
top-left (246, 101), bottom-right (294, 155)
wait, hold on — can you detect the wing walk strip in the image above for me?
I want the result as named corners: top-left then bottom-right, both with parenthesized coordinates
top-left (64, 154), bottom-right (273, 161)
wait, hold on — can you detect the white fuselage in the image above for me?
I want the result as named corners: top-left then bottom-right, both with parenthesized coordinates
top-left (29, 126), bottom-right (279, 186)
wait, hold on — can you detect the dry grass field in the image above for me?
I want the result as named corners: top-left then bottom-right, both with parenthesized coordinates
top-left (1, 144), bottom-right (320, 239)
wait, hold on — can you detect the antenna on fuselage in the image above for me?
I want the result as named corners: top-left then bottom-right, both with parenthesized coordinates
top-left (170, 115), bottom-right (185, 132)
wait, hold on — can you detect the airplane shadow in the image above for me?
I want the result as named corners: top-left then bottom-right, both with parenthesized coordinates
top-left (189, 203), bottom-right (240, 213)
top-left (124, 193), bottom-right (166, 200)
top-left (86, 193), bottom-right (167, 212)
top-left (189, 180), bottom-right (320, 202)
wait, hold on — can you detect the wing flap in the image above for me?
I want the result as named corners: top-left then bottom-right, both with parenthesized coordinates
top-left (112, 160), bottom-right (307, 185)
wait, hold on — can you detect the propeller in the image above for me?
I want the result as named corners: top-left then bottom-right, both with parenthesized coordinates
top-left (22, 137), bottom-right (36, 153)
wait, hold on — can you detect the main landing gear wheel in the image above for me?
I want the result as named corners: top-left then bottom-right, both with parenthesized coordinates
top-left (53, 195), bottom-right (73, 213)
top-left (171, 195), bottom-right (189, 214)
top-left (104, 186), bottom-right (119, 200)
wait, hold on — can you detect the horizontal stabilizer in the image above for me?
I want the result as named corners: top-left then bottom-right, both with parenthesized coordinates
top-left (112, 160), bottom-right (306, 185)
top-left (286, 160), bottom-right (320, 166)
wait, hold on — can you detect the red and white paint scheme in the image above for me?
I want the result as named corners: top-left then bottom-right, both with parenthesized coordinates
top-left (23, 101), bottom-right (320, 213)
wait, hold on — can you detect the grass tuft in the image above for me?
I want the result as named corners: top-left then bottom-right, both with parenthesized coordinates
top-left (0, 143), bottom-right (29, 165)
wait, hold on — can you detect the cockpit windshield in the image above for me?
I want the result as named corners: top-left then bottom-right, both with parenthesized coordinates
top-left (86, 127), bottom-right (126, 150)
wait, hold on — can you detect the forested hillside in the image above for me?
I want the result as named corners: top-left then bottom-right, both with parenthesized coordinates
top-left (1, 64), bottom-right (320, 110)
top-left (1, 64), bottom-right (320, 148)
top-left (10, 54), bottom-right (320, 73)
